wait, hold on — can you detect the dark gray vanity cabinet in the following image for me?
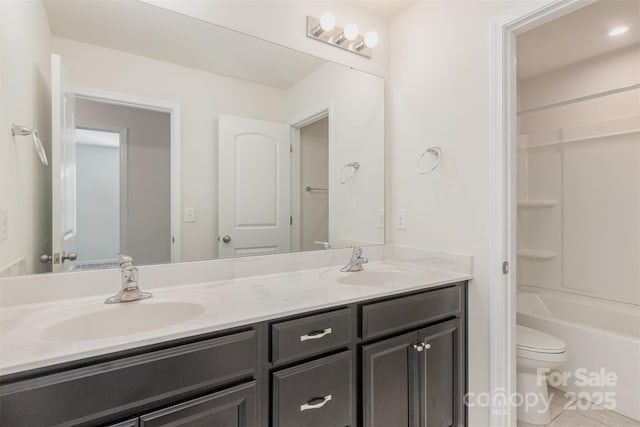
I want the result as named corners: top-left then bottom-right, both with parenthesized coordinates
top-left (361, 285), bottom-right (466, 427)
top-left (0, 329), bottom-right (259, 427)
top-left (138, 381), bottom-right (257, 427)
top-left (0, 281), bottom-right (467, 427)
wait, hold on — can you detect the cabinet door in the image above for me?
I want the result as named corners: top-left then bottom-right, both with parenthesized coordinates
top-left (362, 330), bottom-right (419, 427)
top-left (139, 381), bottom-right (257, 427)
top-left (418, 318), bottom-right (465, 427)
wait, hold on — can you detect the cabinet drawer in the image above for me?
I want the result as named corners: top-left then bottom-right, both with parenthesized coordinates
top-left (272, 351), bottom-right (352, 427)
top-left (140, 381), bottom-right (257, 427)
top-left (271, 308), bottom-right (352, 364)
top-left (361, 285), bottom-right (462, 339)
top-left (0, 330), bottom-right (257, 427)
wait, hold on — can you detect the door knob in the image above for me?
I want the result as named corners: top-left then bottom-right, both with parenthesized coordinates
top-left (40, 252), bottom-right (78, 263)
top-left (62, 252), bottom-right (78, 261)
top-left (222, 235), bottom-right (231, 243)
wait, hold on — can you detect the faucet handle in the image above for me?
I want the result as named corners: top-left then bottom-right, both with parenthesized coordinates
top-left (119, 254), bottom-right (134, 267)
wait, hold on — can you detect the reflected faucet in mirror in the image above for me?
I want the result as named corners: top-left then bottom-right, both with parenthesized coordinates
top-left (105, 255), bottom-right (152, 304)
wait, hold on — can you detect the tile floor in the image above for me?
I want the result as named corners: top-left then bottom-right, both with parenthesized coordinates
top-left (517, 387), bottom-right (640, 427)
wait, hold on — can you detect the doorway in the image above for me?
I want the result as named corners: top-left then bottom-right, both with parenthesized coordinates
top-left (74, 97), bottom-right (174, 267)
top-left (75, 127), bottom-right (124, 269)
top-left (299, 117), bottom-right (329, 251)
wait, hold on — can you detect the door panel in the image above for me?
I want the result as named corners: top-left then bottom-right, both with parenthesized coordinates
top-left (140, 381), bottom-right (257, 427)
top-left (362, 330), bottom-right (419, 427)
top-left (219, 115), bottom-right (290, 258)
top-left (418, 318), bottom-right (464, 427)
top-left (50, 54), bottom-right (77, 272)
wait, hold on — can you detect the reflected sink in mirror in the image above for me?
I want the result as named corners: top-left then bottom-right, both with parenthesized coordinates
top-left (330, 264), bottom-right (428, 287)
top-left (40, 301), bottom-right (206, 342)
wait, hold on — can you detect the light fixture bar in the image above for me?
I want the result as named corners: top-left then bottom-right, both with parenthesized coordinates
top-left (306, 16), bottom-right (373, 58)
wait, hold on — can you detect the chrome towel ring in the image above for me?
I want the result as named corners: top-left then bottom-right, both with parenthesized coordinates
top-left (338, 161), bottom-right (360, 184)
top-left (12, 124), bottom-right (48, 166)
top-left (416, 147), bottom-right (441, 175)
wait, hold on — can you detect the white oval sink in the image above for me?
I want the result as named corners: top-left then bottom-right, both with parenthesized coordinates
top-left (337, 265), bottom-right (426, 286)
top-left (41, 301), bottom-right (206, 342)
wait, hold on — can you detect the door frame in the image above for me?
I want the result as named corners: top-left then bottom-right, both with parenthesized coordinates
top-left (73, 87), bottom-right (182, 262)
top-left (290, 104), bottom-right (334, 252)
top-left (76, 122), bottom-right (128, 260)
top-left (489, 1), bottom-right (594, 425)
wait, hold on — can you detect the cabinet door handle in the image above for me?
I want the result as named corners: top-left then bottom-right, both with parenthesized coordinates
top-left (300, 327), bottom-right (332, 342)
top-left (300, 394), bottom-right (332, 411)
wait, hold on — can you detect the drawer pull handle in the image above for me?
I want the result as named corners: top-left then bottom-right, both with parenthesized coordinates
top-left (300, 394), bottom-right (332, 411)
top-left (300, 327), bottom-right (332, 342)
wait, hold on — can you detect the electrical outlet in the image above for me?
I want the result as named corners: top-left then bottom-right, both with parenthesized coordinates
top-left (396, 209), bottom-right (407, 230)
top-left (184, 207), bottom-right (196, 223)
top-left (0, 209), bottom-right (7, 242)
top-left (376, 209), bottom-right (385, 229)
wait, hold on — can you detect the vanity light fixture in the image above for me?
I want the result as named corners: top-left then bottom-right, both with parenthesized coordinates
top-left (306, 15), bottom-right (376, 58)
top-left (311, 12), bottom-right (337, 37)
top-left (608, 25), bottom-right (629, 37)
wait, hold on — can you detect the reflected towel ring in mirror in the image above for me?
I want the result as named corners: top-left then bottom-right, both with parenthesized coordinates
top-left (416, 147), bottom-right (441, 175)
top-left (11, 124), bottom-right (49, 166)
top-left (338, 161), bottom-right (360, 184)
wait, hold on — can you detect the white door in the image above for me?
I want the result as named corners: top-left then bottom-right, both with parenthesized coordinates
top-left (218, 115), bottom-right (291, 258)
top-left (51, 54), bottom-right (78, 272)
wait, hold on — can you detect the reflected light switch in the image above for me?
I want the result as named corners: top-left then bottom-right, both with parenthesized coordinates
top-left (0, 209), bottom-right (7, 242)
top-left (184, 207), bottom-right (196, 223)
top-left (376, 209), bottom-right (385, 229)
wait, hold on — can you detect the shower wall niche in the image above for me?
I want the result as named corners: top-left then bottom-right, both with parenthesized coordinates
top-left (517, 43), bottom-right (640, 306)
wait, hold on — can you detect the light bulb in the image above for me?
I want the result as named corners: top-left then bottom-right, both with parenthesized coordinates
top-left (320, 13), bottom-right (336, 32)
top-left (608, 25), bottom-right (629, 37)
top-left (344, 23), bottom-right (359, 41)
top-left (364, 31), bottom-right (379, 48)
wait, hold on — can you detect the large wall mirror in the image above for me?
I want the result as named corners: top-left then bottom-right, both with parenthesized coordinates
top-left (0, 0), bottom-right (384, 275)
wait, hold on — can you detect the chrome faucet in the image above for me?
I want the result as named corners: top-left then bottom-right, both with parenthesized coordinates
top-left (105, 255), bottom-right (152, 304)
top-left (340, 246), bottom-right (368, 272)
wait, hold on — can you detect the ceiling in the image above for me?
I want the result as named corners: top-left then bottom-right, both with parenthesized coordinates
top-left (517, 0), bottom-right (640, 79)
top-left (43, 0), bottom-right (326, 89)
top-left (353, 0), bottom-right (416, 20)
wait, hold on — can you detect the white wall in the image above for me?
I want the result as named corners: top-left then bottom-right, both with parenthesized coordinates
top-left (0, 1), bottom-right (51, 275)
top-left (288, 62), bottom-right (385, 247)
top-left (389, 2), bottom-right (516, 425)
top-left (517, 45), bottom-right (640, 305)
top-left (142, 0), bottom-right (389, 78)
top-left (52, 37), bottom-right (290, 262)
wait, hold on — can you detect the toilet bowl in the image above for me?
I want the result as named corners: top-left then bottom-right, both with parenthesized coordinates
top-left (516, 325), bottom-right (567, 425)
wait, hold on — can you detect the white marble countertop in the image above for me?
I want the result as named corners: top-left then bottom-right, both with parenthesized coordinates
top-left (0, 248), bottom-right (472, 377)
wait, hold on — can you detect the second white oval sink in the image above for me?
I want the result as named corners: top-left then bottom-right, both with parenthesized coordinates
top-left (337, 265), bottom-right (426, 286)
top-left (41, 301), bottom-right (206, 342)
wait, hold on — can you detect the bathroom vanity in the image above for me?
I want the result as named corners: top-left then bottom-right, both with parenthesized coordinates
top-left (0, 266), bottom-right (467, 427)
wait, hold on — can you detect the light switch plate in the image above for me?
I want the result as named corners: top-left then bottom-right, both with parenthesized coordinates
top-left (0, 209), bottom-right (7, 242)
top-left (396, 209), bottom-right (407, 230)
top-left (184, 207), bottom-right (196, 223)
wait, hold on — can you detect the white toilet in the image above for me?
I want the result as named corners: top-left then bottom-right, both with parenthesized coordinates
top-left (516, 325), bottom-right (567, 425)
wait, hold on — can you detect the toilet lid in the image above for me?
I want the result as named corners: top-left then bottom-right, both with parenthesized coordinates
top-left (517, 325), bottom-right (566, 354)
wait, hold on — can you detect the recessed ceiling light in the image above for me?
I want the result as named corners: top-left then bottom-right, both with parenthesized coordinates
top-left (608, 25), bottom-right (629, 37)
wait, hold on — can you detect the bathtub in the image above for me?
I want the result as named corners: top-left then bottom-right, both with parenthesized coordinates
top-left (517, 289), bottom-right (640, 421)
